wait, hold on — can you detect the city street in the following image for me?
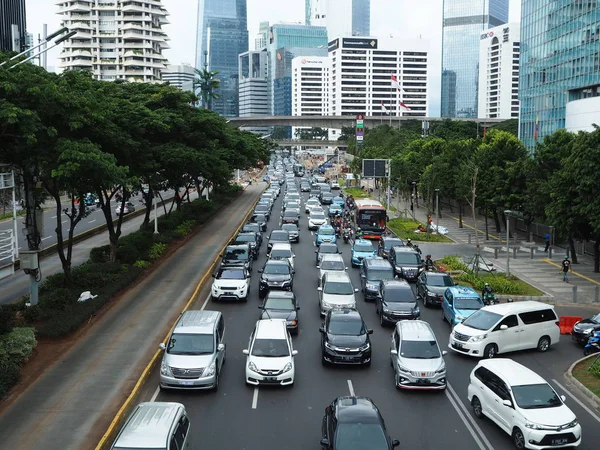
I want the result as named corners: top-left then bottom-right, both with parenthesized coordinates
top-left (145, 185), bottom-right (600, 450)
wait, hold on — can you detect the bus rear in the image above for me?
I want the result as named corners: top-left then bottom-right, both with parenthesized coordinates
top-left (354, 199), bottom-right (387, 239)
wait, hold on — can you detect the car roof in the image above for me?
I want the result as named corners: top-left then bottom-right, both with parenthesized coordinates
top-left (115, 402), bottom-right (184, 447)
top-left (354, 239), bottom-right (373, 246)
top-left (319, 242), bottom-right (338, 250)
top-left (396, 320), bottom-right (436, 341)
top-left (236, 232), bottom-right (256, 237)
top-left (393, 246), bottom-right (418, 253)
top-left (255, 319), bottom-right (288, 339)
top-left (324, 271), bottom-right (352, 282)
top-left (382, 279), bottom-right (411, 289)
top-left (364, 258), bottom-right (392, 268)
top-left (329, 308), bottom-right (362, 320)
top-left (266, 290), bottom-right (295, 300)
top-left (480, 301), bottom-right (555, 315)
top-left (318, 224), bottom-right (334, 230)
top-left (271, 242), bottom-right (292, 250)
top-left (281, 223), bottom-right (298, 228)
top-left (321, 253), bottom-right (345, 262)
top-left (447, 286), bottom-right (480, 297)
top-left (226, 244), bottom-right (249, 250)
top-left (175, 310), bottom-right (220, 334)
top-left (264, 259), bottom-right (290, 267)
top-left (477, 359), bottom-right (548, 386)
top-left (271, 229), bottom-right (289, 235)
top-left (334, 397), bottom-right (382, 424)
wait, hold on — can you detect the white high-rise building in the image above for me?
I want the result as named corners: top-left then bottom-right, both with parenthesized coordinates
top-left (56, 0), bottom-right (170, 82)
top-left (478, 23), bottom-right (520, 120)
top-left (291, 56), bottom-right (330, 139)
top-left (329, 36), bottom-right (429, 117)
top-left (163, 64), bottom-right (196, 92)
top-left (239, 50), bottom-right (270, 135)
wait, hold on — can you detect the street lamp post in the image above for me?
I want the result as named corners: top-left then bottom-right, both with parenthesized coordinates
top-left (504, 210), bottom-right (512, 276)
top-left (153, 191), bottom-right (159, 234)
top-left (435, 189), bottom-right (440, 231)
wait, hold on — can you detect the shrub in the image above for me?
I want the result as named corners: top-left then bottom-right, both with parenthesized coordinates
top-left (387, 218), bottom-right (451, 243)
top-left (118, 231), bottom-right (154, 254)
top-left (148, 242), bottom-right (167, 260)
top-left (133, 260), bottom-right (150, 268)
top-left (175, 220), bottom-right (196, 236)
top-left (40, 272), bottom-right (66, 292)
top-left (0, 327), bottom-right (37, 399)
top-left (39, 288), bottom-right (73, 311)
top-left (116, 244), bottom-right (140, 265)
top-left (437, 255), bottom-right (469, 272)
top-left (0, 306), bottom-right (15, 334)
top-left (22, 305), bottom-right (40, 323)
top-left (90, 245), bottom-right (110, 263)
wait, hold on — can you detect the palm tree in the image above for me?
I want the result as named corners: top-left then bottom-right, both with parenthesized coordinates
top-left (193, 68), bottom-right (220, 110)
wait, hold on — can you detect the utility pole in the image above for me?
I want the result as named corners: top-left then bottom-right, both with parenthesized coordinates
top-left (505, 210), bottom-right (512, 277)
top-left (386, 160), bottom-right (392, 217)
top-left (435, 188), bottom-right (440, 230)
top-left (153, 190), bottom-right (159, 234)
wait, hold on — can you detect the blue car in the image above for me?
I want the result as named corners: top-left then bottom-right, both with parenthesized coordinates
top-left (351, 239), bottom-right (377, 267)
top-left (328, 204), bottom-right (343, 217)
top-left (331, 196), bottom-right (345, 208)
top-left (315, 224), bottom-right (337, 246)
top-left (441, 286), bottom-right (485, 326)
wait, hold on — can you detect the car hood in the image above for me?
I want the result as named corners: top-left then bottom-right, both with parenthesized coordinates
top-left (327, 334), bottom-right (367, 348)
top-left (310, 218), bottom-right (327, 224)
top-left (213, 279), bottom-right (248, 289)
top-left (425, 285), bottom-right (447, 295)
top-left (261, 309), bottom-right (297, 321)
top-left (318, 235), bottom-right (336, 241)
top-left (262, 274), bottom-right (292, 282)
top-left (319, 269), bottom-right (345, 280)
top-left (383, 301), bottom-right (416, 312)
top-left (248, 355), bottom-right (292, 371)
top-left (163, 353), bottom-right (215, 369)
top-left (322, 293), bottom-right (356, 306)
top-left (353, 251), bottom-right (376, 258)
top-left (574, 319), bottom-right (600, 330)
top-left (222, 259), bottom-right (248, 267)
top-left (454, 308), bottom-right (480, 319)
top-left (520, 405), bottom-right (577, 428)
top-left (399, 356), bottom-right (444, 373)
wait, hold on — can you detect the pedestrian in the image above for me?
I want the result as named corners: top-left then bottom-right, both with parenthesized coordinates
top-left (544, 232), bottom-right (551, 252)
top-left (561, 255), bottom-right (571, 282)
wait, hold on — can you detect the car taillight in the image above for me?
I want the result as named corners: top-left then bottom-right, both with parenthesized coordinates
top-left (555, 321), bottom-right (560, 327)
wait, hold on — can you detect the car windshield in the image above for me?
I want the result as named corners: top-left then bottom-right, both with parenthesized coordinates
top-left (320, 245), bottom-right (338, 254)
top-left (235, 235), bottom-right (254, 243)
top-left (322, 193), bottom-right (333, 198)
top-left (254, 214), bottom-right (266, 222)
top-left (400, 340), bottom-right (441, 359)
top-left (321, 260), bottom-right (345, 271)
top-left (329, 317), bottom-right (366, 335)
top-left (462, 310), bottom-right (502, 330)
top-left (333, 197), bottom-right (343, 203)
top-left (251, 338), bottom-right (290, 357)
top-left (455, 297), bottom-right (484, 310)
top-left (271, 249), bottom-right (292, 259)
top-left (384, 287), bottom-right (415, 302)
top-left (334, 423), bottom-right (389, 450)
top-left (284, 211), bottom-right (297, 218)
top-left (354, 243), bottom-right (374, 253)
top-left (591, 313), bottom-right (600, 323)
top-left (255, 205), bottom-right (268, 211)
top-left (218, 269), bottom-right (245, 279)
top-left (367, 269), bottom-right (394, 281)
top-left (427, 275), bottom-right (454, 287)
top-left (319, 228), bottom-right (335, 236)
top-left (264, 263), bottom-right (290, 275)
top-left (324, 281), bottom-right (354, 295)
top-left (384, 239), bottom-right (403, 250)
top-left (312, 213), bottom-right (326, 220)
top-left (512, 384), bottom-right (563, 409)
top-left (307, 200), bottom-right (319, 206)
top-left (167, 333), bottom-right (214, 355)
top-left (271, 232), bottom-right (288, 241)
top-left (225, 247), bottom-right (248, 260)
top-left (243, 224), bottom-right (259, 233)
top-left (394, 252), bottom-right (421, 265)
top-left (264, 296), bottom-right (295, 310)
top-left (282, 225), bottom-right (298, 232)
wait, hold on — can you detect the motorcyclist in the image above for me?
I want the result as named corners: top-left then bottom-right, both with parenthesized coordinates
top-left (413, 243), bottom-right (422, 255)
top-left (355, 227), bottom-right (364, 239)
top-left (482, 283), bottom-right (496, 304)
top-left (424, 254), bottom-right (435, 271)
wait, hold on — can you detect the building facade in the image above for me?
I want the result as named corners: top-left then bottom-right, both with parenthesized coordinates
top-left (305, 0), bottom-right (370, 39)
top-left (239, 50), bottom-right (270, 134)
top-left (519, 0), bottom-right (600, 149)
top-left (291, 55), bottom-right (330, 138)
top-left (0, 0), bottom-right (27, 52)
top-left (196, 0), bottom-right (248, 117)
top-left (441, 0), bottom-right (508, 118)
top-left (56, 0), bottom-right (170, 82)
top-left (163, 64), bottom-right (196, 91)
top-left (328, 36), bottom-right (429, 117)
top-left (478, 23), bottom-right (520, 120)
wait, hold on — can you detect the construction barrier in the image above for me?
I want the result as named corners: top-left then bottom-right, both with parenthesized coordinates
top-left (559, 316), bottom-right (583, 335)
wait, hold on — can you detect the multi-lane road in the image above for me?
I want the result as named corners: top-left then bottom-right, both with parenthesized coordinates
top-left (138, 180), bottom-right (600, 450)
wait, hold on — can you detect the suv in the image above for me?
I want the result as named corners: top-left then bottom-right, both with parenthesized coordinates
top-left (243, 319), bottom-right (298, 386)
top-left (441, 286), bottom-right (484, 326)
top-left (389, 246), bottom-right (422, 281)
top-left (468, 359), bottom-right (581, 449)
top-left (417, 271), bottom-right (456, 307)
top-left (318, 272), bottom-right (358, 316)
top-left (211, 267), bottom-right (250, 301)
top-left (315, 242), bottom-right (341, 266)
top-left (159, 310), bottom-right (226, 391)
top-left (220, 244), bottom-right (253, 271)
top-left (390, 320), bottom-right (447, 390)
top-left (378, 236), bottom-right (404, 259)
top-left (281, 223), bottom-right (300, 243)
top-left (267, 229), bottom-right (290, 252)
top-left (231, 232), bottom-right (260, 260)
top-left (269, 242), bottom-right (295, 270)
top-left (258, 259), bottom-right (294, 299)
top-left (250, 213), bottom-right (268, 232)
top-left (320, 308), bottom-right (373, 366)
top-left (376, 280), bottom-right (420, 326)
top-left (360, 258), bottom-right (395, 302)
top-left (259, 291), bottom-right (300, 335)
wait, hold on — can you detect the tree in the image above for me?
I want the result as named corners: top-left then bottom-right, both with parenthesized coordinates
top-left (193, 68), bottom-right (220, 110)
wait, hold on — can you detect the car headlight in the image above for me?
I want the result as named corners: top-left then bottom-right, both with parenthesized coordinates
top-left (325, 341), bottom-right (336, 350)
top-left (427, 291), bottom-right (438, 297)
top-left (358, 342), bottom-right (370, 351)
top-left (397, 363), bottom-right (410, 373)
top-left (435, 364), bottom-right (446, 374)
top-left (204, 361), bottom-right (216, 377)
top-left (322, 300), bottom-right (334, 309)
top-left (248, 361), bottom-right (259, 373)
top-left (366, 282), bottom-right (377, 290)
top-left (282, 362), bottom-right (292, 373)
top-left (584, 328), bottom-right (593, 334)
top-left (382, 307), bottom-right (391, 314)
top-left (395, 266), bottom-right (403, 272)
top-left (564, 419), bottom-right (578, 429)
top-left (286, 320), bottom-right (297, 326)
top-left (469, 334), bottom-right (488, 343)
top-left (160, 362), bottom-right (172, 377)
top-left (525, 421), bottom-right (552, 430)
top-left (413, 307), bottom-right (420, 315)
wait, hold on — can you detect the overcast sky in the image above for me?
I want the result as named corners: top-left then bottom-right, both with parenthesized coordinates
top-left (26, 0), bottom-right (521, 115)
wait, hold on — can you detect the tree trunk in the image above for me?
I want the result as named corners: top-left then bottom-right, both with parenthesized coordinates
top-left (485, 207), bottom-right (489, 240)
top-left (568, 237), bottom-right (578, 264)
top-left (594, 240), bottom-right (600, 273)
top-left (141, 190), bottom-right (153, 230)
top-left (458, 202), bottom-right (463, 228)
top-left (493, 208), bottom-right (502, 233)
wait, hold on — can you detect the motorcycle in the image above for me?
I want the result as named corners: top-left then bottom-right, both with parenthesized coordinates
top-left (584, 330), bottom-right (600, 356)
top-left (482, 292), bottom-right (498, 306)
top-left (343, 228), bottom-right (353, 244)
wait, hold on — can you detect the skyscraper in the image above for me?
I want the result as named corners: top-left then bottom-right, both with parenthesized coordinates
top-left (440, 0), bottom-right (508, 118)
top-left (519, 0), bottom-right (600, 149)
top-left (163, 64), bottom-right (196, 92)
top-left (196, 0), bottom-right (249, 117)
top-left (0, 0), bottom-right (27, 52)
top-left (239, 50), bottom-right (270, 135)
top-left (305, 0), bottom-right (370, 39)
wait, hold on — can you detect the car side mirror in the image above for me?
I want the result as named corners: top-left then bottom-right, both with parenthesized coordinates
top-left (315, 250), bottom-right (318, 253)
top-left (338, 251), bottom-right (343, 254)
top-left (211, 274), bottom-right (216, 278)
top-left (395, 275), bottom-right (399, 279)
top-left (296, 306), bottom-right (300, 310)
top-left (442, 350), bottom-right (448, 356)
top-left (360, 274), bottom-right (366, 278)
top-left (454, 282), bottom-right (459, 286)
top-left (392, 439), bottom-right (400, 448)
top-left (390, 349), bottom-right (398, 356)
top-left (159, 343), bottom-right (166, 350)
top-left (258, 269), bottom-right (263, 273)
top-left (242, 349), bottom-right (249, 355)
top-left (258, 306), bottom-right (264, 309)
top-left (218, 343), bottom-right (225, 352)
top-left (292, 350), bottom-right (298, 356)
top-left (319, 327), bottom-right (325, 333)
top-left (317, 287), bottom-right (323, 291)
top-left (368, 329), bottom-right (374, 335)
top-left (560, 395), bottom-right (566, 402)
top-left (320, 438), bottom-right (330, 447)
top-left (354, 288), bottom-right (359, 292)
top-left (316, 265), bottom-right (320, 269)
top-left (293, 254), bottom-right (296, 258)
top-left (500, 324), bottom-right (508, 330)
top-left (502, 399), bottom-right (513, 408)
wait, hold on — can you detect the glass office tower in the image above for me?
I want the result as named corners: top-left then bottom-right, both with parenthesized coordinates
top-left (0, 0), bottom-right (27, 52)
top-left (196, 0), bottom-right (249, 117)
top-left (519, 0), bottom-right (600, 150)
top-left (352, 0), bottom-right (371, 36)
top-left (441, 0), bottom-right (508, 118)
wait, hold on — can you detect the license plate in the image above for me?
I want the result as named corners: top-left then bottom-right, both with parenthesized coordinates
top-left (551, 438), bottom-right (568, 445)
top-left (341, 356), bottom-right (354, 361)
top-left (417, 379), bottom-right (430, 384)
top-left (454, 342), bottom-right (464, 349)
top-left (224, 292), bottom-right (234, 295)
top-left (180, 381), bottom-right (194, 386)
top-left (265, 377), bottom-right (278, 381)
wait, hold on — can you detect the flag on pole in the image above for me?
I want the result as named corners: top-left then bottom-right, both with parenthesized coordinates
top-left (399, 102), bottom-right (411, 110)
top-left (390, 74), bottom-right (404, 92)
top-left (381, 101), bottom-right (389, 114)
top-left (534, 115), bottom-right (539, 141)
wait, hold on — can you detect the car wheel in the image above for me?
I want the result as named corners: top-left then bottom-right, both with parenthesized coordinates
top-left (471, 396), bottom-right (484, 418)
top-left (321, 355), bottom-right (328, 366)
top-left (512, 428), bottom-right (526, 450)
top-left (394, 372), bottom-right (401, 389)
top-left (483, 344), bottom-right (498, 359)
top-left (380, 313), bottom-right (385, 327)
top-left (213, 369), bottom-right (219, 392)
top-left (211, 295), bottom-right (217, 302)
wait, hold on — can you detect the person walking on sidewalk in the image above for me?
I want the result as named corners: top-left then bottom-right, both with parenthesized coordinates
top-left (561, 255), bottom-right (571, 282)
top-left (544, 232), bottom-right (551, 252)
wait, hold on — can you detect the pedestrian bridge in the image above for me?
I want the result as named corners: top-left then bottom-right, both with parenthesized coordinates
top-left (273, 140), bottom-right (348, 147)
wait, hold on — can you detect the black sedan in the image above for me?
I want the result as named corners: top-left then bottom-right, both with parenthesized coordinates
top-left (257, 259), bottom-right (294, 299)
top-left (572, 313), bottom-right (600, 344)
top-left (378, 236), bottom-right (404, 259)
top-left (259, 291), bottom-right (300, 335)
top-left (253, 204), bottom-right (271, 220)
top-left (320, 309), bottom-right (372, 366)
top-left (250, 213), bottom-right (268, 232)
top-left (281, 209), bottom-right (300, 226)
top-left (321, 397), bottom-right (400, 450)
top-left (231, 232), bottom-right (260, 260)
top-left (376, 280), bottom-right (420, 326)
top-left (416, 271), bottom-right (456, 307)
top-left (281, 223), bottom-right (300, 243)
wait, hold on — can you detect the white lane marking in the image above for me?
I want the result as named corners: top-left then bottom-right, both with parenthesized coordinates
top-left (19, 246), bottom-right (22, 250)
top-left (252, 387), bottom-right (259, 409)
top-left (150, 385), bottom-right (160, 402)
top-left (312, 241), bottom-right (316, 247)
top-left (347, 379), bottom-right (355, 396)
top-left (88, 219), bottom-right (96, 224)
top-left (51, 215), bottom-right (57, 219)
top-left (446, 383), bottom-right (494, 450)
top-left (552, 379), bottom-right (600, 423)
top-left (61, 220), bottom-right (68, 224)
top-left (41, 236), bottom-right (52, 241)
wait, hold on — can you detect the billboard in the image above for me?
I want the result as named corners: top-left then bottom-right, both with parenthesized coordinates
top-left (362, 159), bottom-right (387, 178)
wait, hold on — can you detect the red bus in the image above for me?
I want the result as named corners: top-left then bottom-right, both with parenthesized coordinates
top-left (353, 198), bottom-right (387, 239)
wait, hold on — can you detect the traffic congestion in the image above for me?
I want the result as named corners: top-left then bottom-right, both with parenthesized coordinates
top-left (109, 151), bottom-right (598, 450)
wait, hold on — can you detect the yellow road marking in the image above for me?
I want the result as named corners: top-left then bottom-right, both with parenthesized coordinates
top-left (447, 215), bottom-right (505, 242)
top-left (542, 258), bottom-right (600, 286)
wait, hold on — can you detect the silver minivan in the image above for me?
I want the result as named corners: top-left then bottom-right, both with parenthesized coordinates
top-left (159, 310), bottom-right (226, 391)
top-left (111, 402), bottom-right (190, 450)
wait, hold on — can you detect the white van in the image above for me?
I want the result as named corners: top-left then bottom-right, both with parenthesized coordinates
top-left (449, 301), bottom-right (559, 359)
top-left (111, 402), bottom-right (190, 450)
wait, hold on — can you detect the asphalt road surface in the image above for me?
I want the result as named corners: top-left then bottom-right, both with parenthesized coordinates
top-left (141, 182), bottom-right (600, 450)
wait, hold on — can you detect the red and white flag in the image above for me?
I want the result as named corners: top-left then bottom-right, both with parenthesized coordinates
top-left (390, 75), bottom-right (404, 92)
top-left (400, 102), bottom-right (411, 111)
top-left (381, 101), bottom-right (388, 114)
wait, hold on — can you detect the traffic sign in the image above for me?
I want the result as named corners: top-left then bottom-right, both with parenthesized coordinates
top-left (356, 122), bottom-right (364, 128)
top-left (356, 114), bottom-right (364, 120)
top-left (356, 135), bottom-right (364, 141)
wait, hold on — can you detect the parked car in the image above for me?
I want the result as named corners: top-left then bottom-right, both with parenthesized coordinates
top-left (350, 239), bottom-right (377, 267)
top-left (211, 267), bottom-right (250, 301)
top-left (417, 271), bottom-right (456, 307)
top-left (376, 279), bottom-right (420, 326)
top-left (258, 259), bottom-right (294, 299)
top-left (441, 286), bottom-right (484, 326)
top-left (259, 291), bottom-right (300, 335)
top-left (321, 308), bottom-right (373, 366)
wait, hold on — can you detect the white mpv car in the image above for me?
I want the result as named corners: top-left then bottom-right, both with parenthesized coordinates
top-left (318, 272), bottom-right (358, 316)
top-left (468, 359), bottom-right (581, 449)
top-left (243, 319), bottom-right (297, 386)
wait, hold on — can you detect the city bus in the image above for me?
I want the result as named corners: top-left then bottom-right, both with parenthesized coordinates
top-left (293, 163), bottom-right (305, 177)
top-left (352, 198), bottom-right (387, 239)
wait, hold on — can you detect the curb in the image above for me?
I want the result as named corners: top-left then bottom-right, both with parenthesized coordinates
top-left (565, 354), bottom-right (600, 411)
top-left (94, 184), bottom-right (265, 450)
